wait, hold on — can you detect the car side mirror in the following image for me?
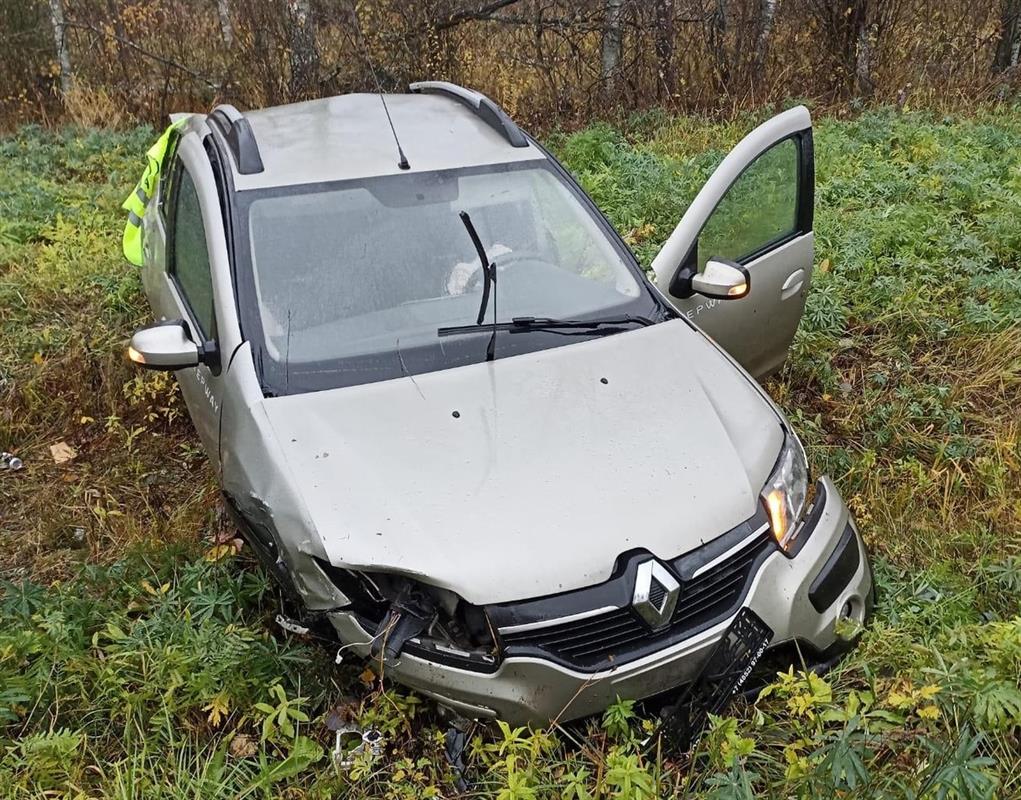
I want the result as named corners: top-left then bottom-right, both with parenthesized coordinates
top-left (128, 320), bottom-right (206, 371)
top-left (691, 258), bottom-right (750, 300)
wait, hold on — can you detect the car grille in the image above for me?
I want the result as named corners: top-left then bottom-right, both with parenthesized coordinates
top-left (500, 528), bottom-right (775, 670)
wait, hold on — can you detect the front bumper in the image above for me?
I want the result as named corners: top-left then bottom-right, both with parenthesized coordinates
top-left (326, 475), bottom-right (873, 725)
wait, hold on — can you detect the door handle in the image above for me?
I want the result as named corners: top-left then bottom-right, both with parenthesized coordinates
top-left (780, 269), bottom-right (805, 300)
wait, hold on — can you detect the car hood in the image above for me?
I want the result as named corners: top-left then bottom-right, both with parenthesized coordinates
top-left (260, 319), bottom-right (783, 605)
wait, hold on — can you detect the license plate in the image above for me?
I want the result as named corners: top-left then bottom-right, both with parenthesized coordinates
top-left (660, 607), bottom-right (773, 750)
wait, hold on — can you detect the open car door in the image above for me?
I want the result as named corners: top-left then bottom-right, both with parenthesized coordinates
top-left (651, 106), bottom-right (814, 380)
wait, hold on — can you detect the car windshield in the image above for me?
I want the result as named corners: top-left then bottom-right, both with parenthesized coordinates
top-left (236, 160), bottom-right (663, 394)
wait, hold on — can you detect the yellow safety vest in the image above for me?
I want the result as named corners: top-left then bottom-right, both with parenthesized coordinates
top-left (121, 117), bottom-right (189, 266)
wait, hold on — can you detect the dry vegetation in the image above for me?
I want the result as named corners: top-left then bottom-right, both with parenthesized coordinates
top-left (2, 0), bottom-right (1020, 129)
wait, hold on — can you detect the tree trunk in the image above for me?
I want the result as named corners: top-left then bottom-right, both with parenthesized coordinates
top-left (854, 12), bottom-right (874, 97)
top-left (653, 0), bottom-right (675, 99)
top-left (600, 0), bottom-right (624, 99)
top-left (216, 0), bottom-right (235, 48)
top-left (47, 0), bottom-right (73, 96)
top-left (993, 0), bottom-right (1021, 72)
top-left (286, 0), bottom-right (320, 100)
top-left (753, 0), bottom-right (777, 73)
top-left (708, 0), bottom-right (729, 91)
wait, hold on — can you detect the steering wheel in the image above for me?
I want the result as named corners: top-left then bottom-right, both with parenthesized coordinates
top-left (464, 250), bottom-right (547, 292)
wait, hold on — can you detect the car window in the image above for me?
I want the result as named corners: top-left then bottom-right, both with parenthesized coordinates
top-left (697, 137), bottom-right (798, 271)
top-left (245, 163), bottom-right (641, 366)
top-left (170, 167), bottom-right (216, 339)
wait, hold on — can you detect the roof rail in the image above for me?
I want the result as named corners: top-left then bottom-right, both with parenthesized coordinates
top-left (207, 104), bottom-right (265, 174)
top-left (408, 81), bottom-right (528, 148)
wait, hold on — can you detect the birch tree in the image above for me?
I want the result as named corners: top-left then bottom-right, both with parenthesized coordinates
top-left (286, 0), bottom-right (320, 99)
top-left (216, 0), bottom-right (235, 48)
top-left (600, 0), bottom-right (624, 98)
top-left (754, 0), bottom-right (777, 74)
top-left (993, 0), bottom-right (1021, 72)
top-left (47, 0), bottom-right (73, 95)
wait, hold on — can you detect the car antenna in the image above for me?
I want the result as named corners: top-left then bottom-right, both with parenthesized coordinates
top-left (348, 4), bottom-right (410, 170)
top-left (284, 308), bottom-right (292, 395)
top-left (458, 211), bottom-right (498, 362)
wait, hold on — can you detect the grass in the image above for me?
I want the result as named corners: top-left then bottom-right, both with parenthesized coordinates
top-left (1, 106), bottom-right (1020, 798)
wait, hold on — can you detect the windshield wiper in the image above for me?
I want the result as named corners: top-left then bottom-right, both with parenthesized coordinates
top-left (438, 314), bottom-right (657, 338)
top-left (457, 210), bottom-right (498, 361)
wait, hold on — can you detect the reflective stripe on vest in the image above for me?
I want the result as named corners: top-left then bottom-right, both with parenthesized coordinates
top-left (122, 117), bottom-right (189, 266)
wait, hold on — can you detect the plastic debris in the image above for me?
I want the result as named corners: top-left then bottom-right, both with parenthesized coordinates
top-left (275, 614), bottom-right (310, 635)
top-left (444, 726), bottom-right (469, 792)
top-left (330, 724), bottom-right (383, 769)
top-left (1, 452), bottom-right (22, 471)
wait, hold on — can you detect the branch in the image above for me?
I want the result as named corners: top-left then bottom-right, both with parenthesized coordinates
top-left (433, 0), bottom-right (524, 31)
top-left (62, 20), bottom-right (220, 88)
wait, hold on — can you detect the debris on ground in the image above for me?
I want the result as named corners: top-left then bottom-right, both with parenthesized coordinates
top-left (275, 614), bottom-right (310, 636)
top-left (1, 452), bottom-right (23, 471)
top-left (444, 725), bottom-right (469, 792)
top-left (49, 441), bottom-right (76, 464)
top-left (329, 724), bottom-right (383, 769)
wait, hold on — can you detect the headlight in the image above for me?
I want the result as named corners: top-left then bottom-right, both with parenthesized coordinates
top-left (761, 430), bottom-right (810, 554)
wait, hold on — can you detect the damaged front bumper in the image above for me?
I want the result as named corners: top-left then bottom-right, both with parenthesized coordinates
top-left (323, 475), bottom-right (872, 725)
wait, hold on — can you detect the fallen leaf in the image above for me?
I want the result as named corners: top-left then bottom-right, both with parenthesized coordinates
top-left (50, 441), bottom-right (77, 464)
top-left (204, 544), bottom-right (236, 562)
top-left (818, 258), bottom-right (831, 273)
top-left (229, 733), bottom-right (258, 758)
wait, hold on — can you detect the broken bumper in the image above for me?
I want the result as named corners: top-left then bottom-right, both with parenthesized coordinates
top-left (326, 475), bottom-right (872, 725)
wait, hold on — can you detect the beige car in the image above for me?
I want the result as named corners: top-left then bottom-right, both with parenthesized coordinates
top-left (127, 83), bottom-right (873, 724)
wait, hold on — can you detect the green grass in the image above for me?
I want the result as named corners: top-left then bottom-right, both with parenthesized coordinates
top-left (1, 107), bottom-right (1020, 798)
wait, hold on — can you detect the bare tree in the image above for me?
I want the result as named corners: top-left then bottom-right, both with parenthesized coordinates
top-left (753, 0), bottom-right (777, 74)
top-left (600, 0), bottom-right (625, 98)
top-left (653, 0), bottom-right (675, 99)
top-left (708, 0), bottom-right (730, 90)
top-left (993, 0), bottom-right (1021, 72)
top-left (216, 0), bottom-right (235, 48)
top-left (286, 0), bottom-right (320, 100)
top-left (852, 1), bottom-right (875, 97)
top-left (47, 0), bottom-right (73, 95)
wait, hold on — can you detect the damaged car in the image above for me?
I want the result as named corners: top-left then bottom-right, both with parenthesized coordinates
top-left (127, 82), bottom-right (874, 725)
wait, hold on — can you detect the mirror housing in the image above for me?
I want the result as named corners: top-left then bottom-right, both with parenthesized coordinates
top-left (128, 320), bottom-right (207, 371)
top-left (690, 258), bottom-right (750, 300)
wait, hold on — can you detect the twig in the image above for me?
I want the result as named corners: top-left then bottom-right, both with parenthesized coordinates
top-left (62, 20), bottom-right (220, 89)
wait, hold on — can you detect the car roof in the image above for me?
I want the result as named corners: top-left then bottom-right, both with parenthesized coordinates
top-left (212, 90), bottom-right (547, 192)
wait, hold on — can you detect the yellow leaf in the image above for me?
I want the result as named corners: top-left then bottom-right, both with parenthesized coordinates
top-left (33, 352), bottom-right (45, 365)
top-left (918, 705), bottom-right (941, 720)
top-left (887, 690), bottom-right (913, 709)
top-left (818, 258), bottom-right (831, 273)
top-left (204, 544), bottom-right (234, 562)
top-left (917, 684), bottom-right (941, 700)
top-left (203, 693), bottom-right (230, 727)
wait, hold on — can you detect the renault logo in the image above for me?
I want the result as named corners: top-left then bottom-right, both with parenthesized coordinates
top-left (632, 560), bottom-right (680, 630)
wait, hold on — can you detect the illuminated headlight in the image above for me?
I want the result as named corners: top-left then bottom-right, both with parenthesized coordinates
top-left (761, 430), bottom-right (810, 554)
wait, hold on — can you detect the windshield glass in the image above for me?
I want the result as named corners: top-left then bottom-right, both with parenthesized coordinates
top-left (236, 161), bottom-right (663, 394)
